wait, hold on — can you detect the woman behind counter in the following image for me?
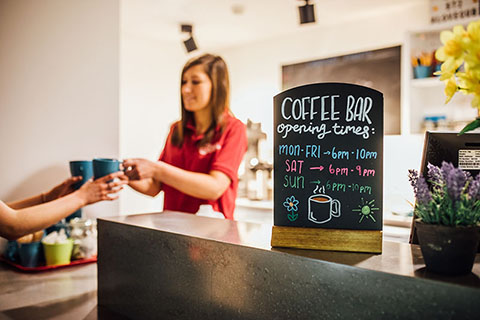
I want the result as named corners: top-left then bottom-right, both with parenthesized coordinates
top-left (124, 54), bottom-right (247, 220)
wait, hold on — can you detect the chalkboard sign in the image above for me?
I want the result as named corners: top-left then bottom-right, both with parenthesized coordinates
top-left (271, 83), bottom-right (383, 253)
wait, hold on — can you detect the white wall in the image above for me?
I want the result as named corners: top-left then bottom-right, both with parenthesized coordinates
top-left (0, 0), bottom-right (120, 218)
top-left (217, 1), bottom-right (430, 143)
top-left (119, 31), bottom-right (187, 214)
top-left (0, 1), bottom-right (435, 221)
top-left (213, 2), bottom-right (431, 211)
top-left (117, 1), bottom-right (433, 214)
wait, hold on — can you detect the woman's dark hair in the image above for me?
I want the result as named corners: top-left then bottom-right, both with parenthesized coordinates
top-left (171, 54), bottom-right (230, 147)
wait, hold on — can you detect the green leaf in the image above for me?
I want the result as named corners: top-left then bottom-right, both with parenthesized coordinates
top-left (458, 119), bottom-right (480, 135)
top-left (287, 213), bottom-right (298, 222)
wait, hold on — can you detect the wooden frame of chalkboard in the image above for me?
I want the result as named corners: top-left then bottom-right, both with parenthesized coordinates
top-left (271, 83), bottom-right (383, 253)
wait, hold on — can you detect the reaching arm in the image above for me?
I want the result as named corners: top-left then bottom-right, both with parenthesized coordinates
top-left (127, 178), bottom-right (162, 197)
top-left (0, 172), bottom-right (127, 240)
top-left (123, 119), bottom-right (246, 201)
top-left (156, 162), bottom-right (230, 200)
top-left (6, 194), bottom-right (44, 210)
top-left (7, 176), bottom-right (82, 209)
top-left (1, 193), bottom-right (86, 240)
top-left (123, 159), bottom-right (230, 200)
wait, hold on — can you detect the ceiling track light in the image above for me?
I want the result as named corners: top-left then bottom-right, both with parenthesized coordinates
top-left (180, 24), bottom-right (198, 53)
top-left (298, 0), bottom-right (316, 25)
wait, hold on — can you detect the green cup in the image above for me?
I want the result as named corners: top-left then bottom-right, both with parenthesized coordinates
top-left (42, 239), bottom-right (73, 266)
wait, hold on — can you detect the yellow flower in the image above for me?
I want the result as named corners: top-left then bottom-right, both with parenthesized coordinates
top-left (437, 20), bottom-right (480, 134)
top-left (472, 97), bottom-right (480, 112)
top-left (472, 94), bottom-right (480, 110)
top-left (438, 58), bottom-right (458, 80)
top-left (463, 41), bottom-right (480, 68)
top-left (467, 20), bottom-right (480, 42)
top-left (436, 26), bottom-right (466, 58)
top-left (444, 77), bottom-right (458, 104)
top-left (457, 70), bottom-right (480, 95)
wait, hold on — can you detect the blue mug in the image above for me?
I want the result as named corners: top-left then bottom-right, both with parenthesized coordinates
top-left (18, 241), bottom-right (43, 268)
top-left (414, 65), bottom-right (431, 79)
top-left (69, 160), bottom-right (93, 189)
top-left (6, 240), bottom-right (19, 263)
top-left (93, 158), bottom-right (121, 180)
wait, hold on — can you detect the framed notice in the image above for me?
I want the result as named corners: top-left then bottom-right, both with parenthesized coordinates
top-left (430, 0), bottom-right (479, 24)
top-left (271, 83), bottom-right (384, 253)
top-left (282, 46), bottom-right (400, 135)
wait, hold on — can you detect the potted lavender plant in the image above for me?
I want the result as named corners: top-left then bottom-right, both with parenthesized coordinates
top-left (409, 162), bottom-right (480, 275)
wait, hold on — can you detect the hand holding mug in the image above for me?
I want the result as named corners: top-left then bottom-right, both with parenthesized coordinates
top-left (44, 176), bottom-right (83, 202)
top-left (123, 158), bottom-right (159, 181)
top-left (77, 171), bottom-right (128, 205)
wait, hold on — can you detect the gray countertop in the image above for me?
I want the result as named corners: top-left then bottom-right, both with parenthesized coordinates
top-left (98, 212), bottom-right (480, 319)
top-left (1, 210), bottom-right (478, 319)
top-left (0, 262), bottom-right (97, 319)
top-left (101, 211), bottom-right (479, 285)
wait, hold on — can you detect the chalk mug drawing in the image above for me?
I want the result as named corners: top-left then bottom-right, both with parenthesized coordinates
top-left (308, 194), bottom-right (341, 224)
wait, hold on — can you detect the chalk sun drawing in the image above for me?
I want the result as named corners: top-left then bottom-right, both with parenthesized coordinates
top-left (352, 198), bottom-right (379, 223)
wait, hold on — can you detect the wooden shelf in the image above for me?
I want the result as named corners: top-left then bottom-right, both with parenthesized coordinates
top-left (411, 77), bottom-right (443, 88)
top-left (403, 18), bottom-right (478, 134)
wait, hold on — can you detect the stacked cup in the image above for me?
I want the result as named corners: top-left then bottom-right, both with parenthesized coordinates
top-left (68, 160), bottom-right (94, 221)
top-left (16, 230), bottom-right (45, 267)
top-left (67, 158), bottom-right (121, 222)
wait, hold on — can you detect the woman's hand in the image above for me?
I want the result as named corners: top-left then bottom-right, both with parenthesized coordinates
top-left (44, 176), bottom-right (83, 202)
top-left (123, 158), bottom-right (160, 181)
top-left (76, 171), bottom-right (128, 206)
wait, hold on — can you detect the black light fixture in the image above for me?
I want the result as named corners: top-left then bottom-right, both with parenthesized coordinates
top-left (180, 24), bottom-right (198, 53)
top-left (298, 0), bottom-right (316, 24)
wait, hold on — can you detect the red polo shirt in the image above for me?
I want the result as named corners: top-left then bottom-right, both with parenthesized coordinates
top-left (158, 114), bottom-right (247, 219)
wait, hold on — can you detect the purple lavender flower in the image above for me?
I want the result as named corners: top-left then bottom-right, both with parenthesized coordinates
top-left (408, 169), bottom-right (419, 194)
top-left (409, 162), bottom-right (480, 226)
top-left (441, 161), bottom-right (467, 202)
top-left (416, 175), bottom-right (432, 205)
top-left (427, 162), bottom-right (444, 184)
top-left (468, 174), bottom-right (480, 200)
top-left (409, 169), bottom-right (432, 205)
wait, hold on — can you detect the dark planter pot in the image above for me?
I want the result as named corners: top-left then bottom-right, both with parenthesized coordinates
top-left (416, 222), bottom-right (480, 275)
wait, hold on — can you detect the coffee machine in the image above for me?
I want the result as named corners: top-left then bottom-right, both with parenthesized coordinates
top-left (238, 119), bottom-right (273, 201)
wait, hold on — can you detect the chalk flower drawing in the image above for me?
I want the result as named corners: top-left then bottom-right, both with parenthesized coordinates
top-left (284, 195), bottom-right (299, 221)
top-left (284, 196), bottom-right (299, 212)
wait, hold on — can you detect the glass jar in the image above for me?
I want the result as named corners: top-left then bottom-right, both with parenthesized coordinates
top-left (68, 218), bottom-right (97, 260)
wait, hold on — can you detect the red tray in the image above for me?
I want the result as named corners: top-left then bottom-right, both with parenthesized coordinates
top-left (0, 255), bottom-right (97, 272)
